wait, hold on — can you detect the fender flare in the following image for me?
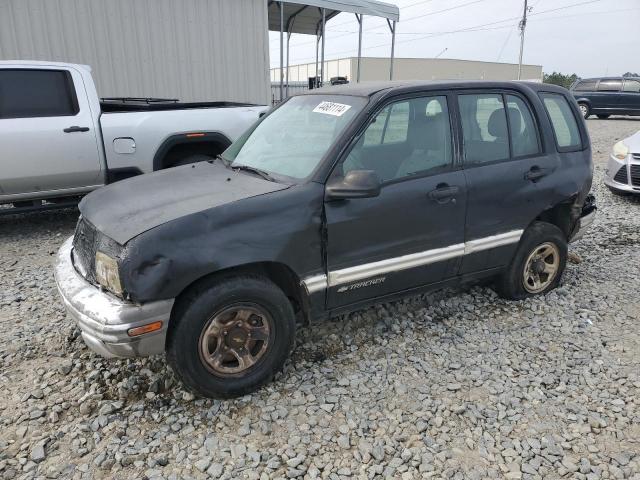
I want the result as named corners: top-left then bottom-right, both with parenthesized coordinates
top-left (152, 132), bottom-right (232, 171)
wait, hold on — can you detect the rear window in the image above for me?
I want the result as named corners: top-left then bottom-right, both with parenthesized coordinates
top-left (623, 79), bottom-right (640, 93)
top-left (574, 80), bottom-right (597, 92)
top-left (0, 69), bottom-right (79, 119)
top-left (597, 79), bottom-right (622, 92)
top-left (540, 93), bottom-right (582, 150)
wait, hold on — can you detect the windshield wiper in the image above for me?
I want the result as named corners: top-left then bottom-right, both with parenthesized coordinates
top-left (232, 164), bottom-right (276, 182)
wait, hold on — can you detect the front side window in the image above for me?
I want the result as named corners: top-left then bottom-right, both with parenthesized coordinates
top-left (540, 93), bottom-right (582, 150)
top-left (0, 69), bottom-right (78, 119)
top-left (506, 95), bottom-right (540, 157)
top-left (623, 79), bottom-right (640, 93)
top-left (363, 101), bottom-right (409, 146)
top-left (342, 96), bottom-right (452, 182)
top-left (458, 93), bottom-right (509, 164)
top-left (598, 79), bottom-right (622, 91)
top-left (224, 95), bottom-right (366, 180)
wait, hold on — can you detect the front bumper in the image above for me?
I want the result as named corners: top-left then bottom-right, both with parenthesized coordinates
top-left (604, 153), bottom-right (640, 194)
top-left (54, 236), bottom-right (174, 358)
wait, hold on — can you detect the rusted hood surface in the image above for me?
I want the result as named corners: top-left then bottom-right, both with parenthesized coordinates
top-left (79, 161), bottom-right (289, 244)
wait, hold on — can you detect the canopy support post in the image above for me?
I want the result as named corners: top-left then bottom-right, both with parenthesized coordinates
top-left (387, 19), bottom-right (396, 80)
top-left (320, 8), bottom-right (326, 87)
top-left (286, 30), bottom-right (291, 98)
top-left (356, 13), bottom-right (363, 83)
top-left (315, 33), bottom-right (319, 88)
top-left (279, 1), bottom-right (284, 102)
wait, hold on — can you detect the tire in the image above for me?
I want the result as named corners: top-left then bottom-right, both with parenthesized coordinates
top-left (596, 114), bottom-right (610, 119)
top-left (166, 275), bottom-right (295, 398)
top-left (578, 103), bottom-right (590, 119)
top-left (172, 154), bottom-right (213, 168)
top-left (495, 222), bottom-right (568, 300)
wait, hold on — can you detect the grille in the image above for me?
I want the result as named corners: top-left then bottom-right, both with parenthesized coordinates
top-left (631, 165), bottom-right (640, 187)
top-left (613, 166), bottom-right (628, 185)
top-left (632, 153), bottom-right (640, 160)
top-left (72, 217), bottom-right (98, 283)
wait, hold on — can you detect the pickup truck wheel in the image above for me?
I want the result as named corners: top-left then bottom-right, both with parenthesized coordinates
top-left (172, 154), bottom-right (213, 168)
top-left (495, 222), bottom-right (567, 300)
top-left (578, 103), bottom-right (590, 119)
top-left (166, 275), bottom-right (295, 398)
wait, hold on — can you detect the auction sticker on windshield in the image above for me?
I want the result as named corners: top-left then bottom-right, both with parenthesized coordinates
top-left (313, 101), bottom-right (352, 117)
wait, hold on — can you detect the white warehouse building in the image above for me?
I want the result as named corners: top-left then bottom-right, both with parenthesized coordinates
top-left (0, 0), bottom-right (272, 104)
top-left (272, 56), bottom-right (543, 84)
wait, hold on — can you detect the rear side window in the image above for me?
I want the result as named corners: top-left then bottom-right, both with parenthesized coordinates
top-left (0, 69), bottom-right (78, 119)
top-left (574, 80), bottom-right (597, 91)
top-left (623, 79), bottom-right (640, 93)
top-left (597, 79), bottom-right (622, 91)
top-left (458, 94), bottom-right (509, 164)
top-left (540, 93), bottom-right (582, 150)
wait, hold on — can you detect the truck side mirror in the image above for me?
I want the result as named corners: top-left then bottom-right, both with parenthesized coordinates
top-left (325, 170), bottom-right (381, 201)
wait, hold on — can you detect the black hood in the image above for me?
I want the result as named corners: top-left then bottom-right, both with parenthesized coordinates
top-left (80, 161), bottom-right (289, 244)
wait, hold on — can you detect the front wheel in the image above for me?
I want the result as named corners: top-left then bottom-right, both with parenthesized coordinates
top-left (495, 222), bottom-right (568, 300)
top-left (166, 275), bottom-right (296, 398)
top-left (578, 103), bottom-right (590, 119)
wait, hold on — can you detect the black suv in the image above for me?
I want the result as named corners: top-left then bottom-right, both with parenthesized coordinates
top-left (571, 76), bottom-right (640, 119)
top-left (55, 81), bottom-right (595, 398)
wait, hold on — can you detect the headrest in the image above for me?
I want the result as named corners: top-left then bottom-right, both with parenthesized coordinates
top-left (508, 107), bottom-right (522, 135)
top-left (487, 109), bottom-right (507, 138)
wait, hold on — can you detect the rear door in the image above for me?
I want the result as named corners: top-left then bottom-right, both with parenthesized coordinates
top-left (457, 90), bottom-right (558, 274)
top-left (0, 66), bottom-right (102, 196)
top-left (593, 78), bottom-right (623, 114)
top-left (324, 94), bottom-right (467, 308)
top-left (621, 78), bottom-right (640, 114)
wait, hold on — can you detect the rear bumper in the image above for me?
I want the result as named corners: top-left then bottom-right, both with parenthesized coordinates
top-left (570, 194), bottom-right (597, 243)
top-left (54, 236), bottom-right (174, 358)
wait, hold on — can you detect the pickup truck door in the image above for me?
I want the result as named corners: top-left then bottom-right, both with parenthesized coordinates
top-left (324, 95), bottom-right (467, 309)
top-left (0, 66), bottom-right (102, 196)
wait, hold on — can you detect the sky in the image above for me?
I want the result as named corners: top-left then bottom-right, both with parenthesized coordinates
top-left (268, 0), bottom-right (640, 78)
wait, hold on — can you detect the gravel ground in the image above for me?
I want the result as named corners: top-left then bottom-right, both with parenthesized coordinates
top-left (1, 118), bottom-right (640, 480)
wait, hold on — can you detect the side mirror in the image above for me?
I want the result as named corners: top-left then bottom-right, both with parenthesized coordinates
top-left (326, 170), bottom-right (381, 200)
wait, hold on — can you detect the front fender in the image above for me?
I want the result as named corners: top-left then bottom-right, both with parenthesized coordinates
top-left (120, 183), bottom-right (325, 303)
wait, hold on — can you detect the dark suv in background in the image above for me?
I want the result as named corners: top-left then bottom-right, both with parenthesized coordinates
top-left (571, 77), bottom-right (640, 119)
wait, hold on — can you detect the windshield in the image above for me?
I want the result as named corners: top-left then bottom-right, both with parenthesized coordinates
top-left (223, 95), bottom-right (366, 180)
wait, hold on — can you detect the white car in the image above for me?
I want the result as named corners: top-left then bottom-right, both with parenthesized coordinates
top-left (606, 131), bottom-right (640, 195)
top-left (0, 61), bottom-right (267, 212)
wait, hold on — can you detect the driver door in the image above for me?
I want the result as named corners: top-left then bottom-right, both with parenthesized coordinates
top-left (324, 94), bottom-right (467, 309)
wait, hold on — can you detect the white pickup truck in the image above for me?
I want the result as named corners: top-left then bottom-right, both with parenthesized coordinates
top-left (0, 61), bottom-right (267, 212)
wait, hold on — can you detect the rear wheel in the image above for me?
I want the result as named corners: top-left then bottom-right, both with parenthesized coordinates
top-left (578, 103), bottom-right (590, 119)
top-left (597, 114), bottom-right (610, 119)
top-left (166, 275), bottom-right (295, 398)
top-left (495, 222), bottom-right (567, 300)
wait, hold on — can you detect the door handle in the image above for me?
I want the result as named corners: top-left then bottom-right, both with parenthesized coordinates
top-left (428, 184), bottom-right (459, 204)
top-left (63, 126), bottom-right (90, 133)
top-left (525, 166), bottom-right (550, 182)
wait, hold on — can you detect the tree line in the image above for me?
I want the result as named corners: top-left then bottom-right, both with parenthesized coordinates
top-left (543, 71), bottom-right (640, 89)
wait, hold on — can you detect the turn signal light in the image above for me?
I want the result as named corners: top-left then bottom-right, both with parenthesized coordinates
top-left (127, 321), bottom-right (163, 337)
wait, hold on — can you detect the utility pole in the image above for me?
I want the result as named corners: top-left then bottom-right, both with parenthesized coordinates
top-left (517, 0), bottom-right (528, 80)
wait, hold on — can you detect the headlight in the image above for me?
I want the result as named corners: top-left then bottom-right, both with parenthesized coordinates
top-left (95, 251), bottom-right (123, 295)
top-left (613, 141), bottom-right (629, 160)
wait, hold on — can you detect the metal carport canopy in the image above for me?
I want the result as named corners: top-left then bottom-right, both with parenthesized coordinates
top-left (268, 0), bottom-right (400, 100)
